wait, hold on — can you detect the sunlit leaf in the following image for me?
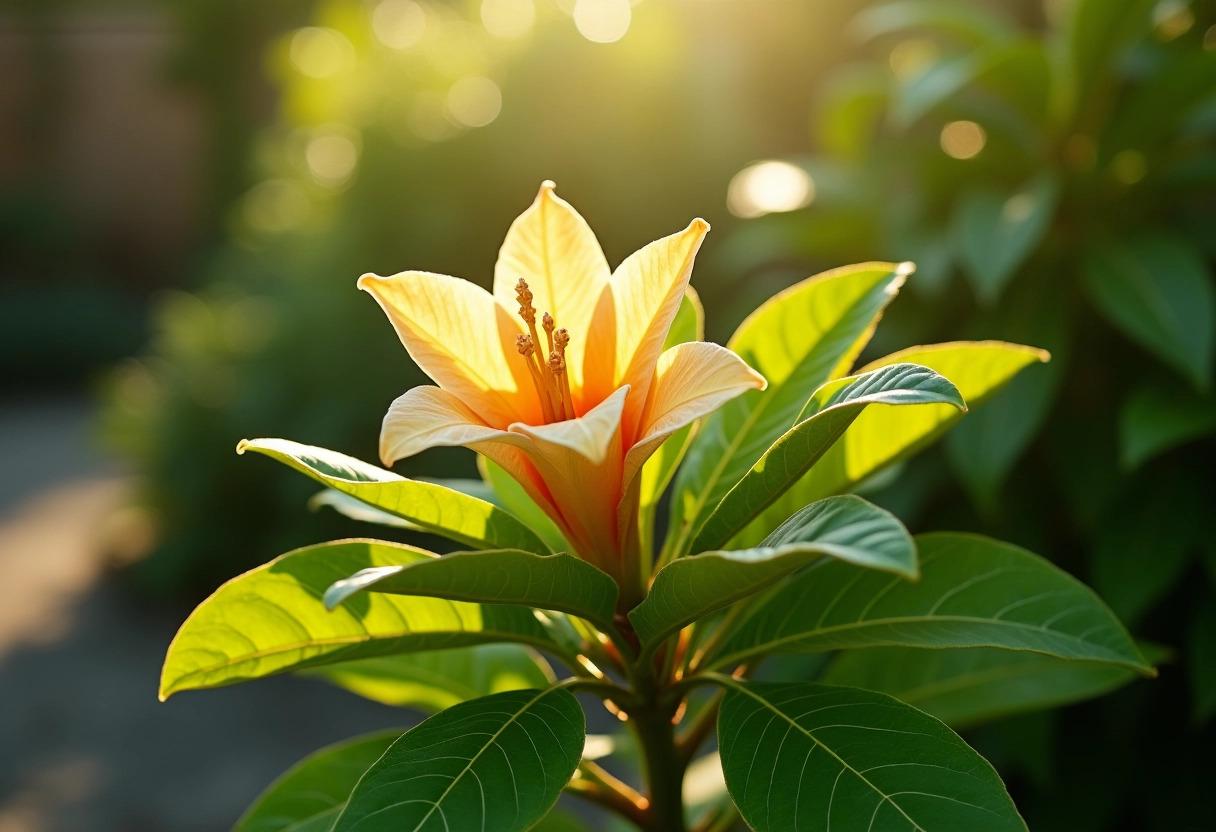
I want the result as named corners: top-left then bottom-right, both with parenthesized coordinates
top-left (478, 456), bottom-right (569, 554)
top-left (234, 730), bottom-right (400, 832)
top-left (821, 645), bottom-right (1151, 730)
top-left (1082, 233), bottom-right (1215, 390)
top-left (716, 680), bottom-right (1026, 831)
top-left (306, 645), bottom-right (554, 711)
top-left (711, 532), bottom-right (1152, 674)
top-left (736, 341), bottom-right (1047, 547)
top-left (631, 496), bottom-right (916, 647)
top-left (689, 363), bottom-right (963, 554)
top-left (323, 548), bottom-right (619, 631)
top-left (159, 539), bottom-right (567, 700)
top-left (333, 688), bottom-right (584, 832)
top-left (239, 438), bottom-right (551, 554)
top-left (667, 262), bottom-right (909, 561)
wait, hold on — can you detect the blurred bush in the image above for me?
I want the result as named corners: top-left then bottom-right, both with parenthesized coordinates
top-left (727, 0), bottom-right (1215, 827)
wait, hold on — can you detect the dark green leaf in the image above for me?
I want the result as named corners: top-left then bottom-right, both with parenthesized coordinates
top-left (954, 174), bottom-right (1058, 305)
top-left (668, 262), bottom-right (909, 561)
top-left (234, 730), bottom-right (400, 832)
top-left (1189, 599), bottom-right (1216, 724)
top-left (323, 548), bottom-right (619, 631)
top-left (239, 438), bottom-right (551, 555)
top-left (630, 496), bottom-right (916, 647)
top-left (689, 364), bottom-right (964, 554)
top-left (1082, 233), bottom-right (1215, 390)
top-left (1118, 383), bottom-right (1216, 470)
top-left (334, 688), bottom-right (584, 832)
top-left (159, 540), bottom-right (567, 699)
top-left (306, 645), bottom-right (554, 711)
top-left (711, 532), bottom-right (1152, 674)
top-left (821, 646), bottom-right (1148, 730)
top-left (716, 680), bottom-right (1026, 831)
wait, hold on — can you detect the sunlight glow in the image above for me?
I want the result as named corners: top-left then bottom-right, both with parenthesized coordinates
top-left (306, 134), bottom-right (359, 186)
top-left (447, 77), bottom-right (503, 128)
top-left (727, 161), bottom-right (815, 219)
top-left (372, 0), bottom-right (428, 50)
top-left (940, 120), bottom-right (986, 159)
top-left (481, 0), bottom-right (535, 39)
top-left (573, 0), bottom-right (632, 44)
top-left (289, 27), bottom-right (356, 78)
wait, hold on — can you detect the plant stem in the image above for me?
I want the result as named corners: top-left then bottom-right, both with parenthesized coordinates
top-left (632, 699), bottom-right (688, 832)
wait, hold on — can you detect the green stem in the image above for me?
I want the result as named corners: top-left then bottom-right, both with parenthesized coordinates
top-left (632, 697), bottom-right (688, 832)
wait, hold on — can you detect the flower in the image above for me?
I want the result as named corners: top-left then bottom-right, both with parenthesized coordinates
top-left (359, 182), bottom-right (765, 606)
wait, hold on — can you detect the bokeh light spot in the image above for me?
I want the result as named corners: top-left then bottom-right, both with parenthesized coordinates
top-left (1154, 0), bottom-right (1194, 40)
top-left (727, 161), bottom-right (815, 219)
top-left (481, 0), bottom-right (535, 39)
top-left (1112, 149), bottom-right (1147, 185)
top-left (888, 38), bottom-right (938, 80)
top-left (372, 0), bottom-right (427, 50)
top-left (447, 77), bottom-right (503, 128)
top-left (940, 120), bottom-right (986, 159)
top-left (289, 27), bottom-right (355, 78)
top-left (573, 0), bottom-right (632, 44)
top-left (243, 180), bottom-right (310, 233)
top-left (306, 134), bottom-right (359, 186)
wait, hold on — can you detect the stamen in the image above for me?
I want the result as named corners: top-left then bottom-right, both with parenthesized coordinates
top-left (551, 328), bottom-right (576, 420)
top-left (541, 312), bottom-right (555, 355)
top-left (516, 333), bottom-right (556, 422)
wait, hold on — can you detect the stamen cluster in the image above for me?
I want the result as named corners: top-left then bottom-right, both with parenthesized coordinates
top-left (514, 278), bottom-right (575, 422)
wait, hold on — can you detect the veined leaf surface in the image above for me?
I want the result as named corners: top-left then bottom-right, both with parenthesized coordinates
top-left (630, 496), bottom-right (915, 647)
top-left (734, 341), bottom-right (1046, 547)
top-left (160, 539), bottom-right (565, 700)
top-left (711, 532), bottom-right (1152, 674)
top-left (689, 363), bottom-right (963, 554)
top-left (239, 438), bottom-right (550, 555)
top-left (716, 680), bottom-right (1026, 831)
top-left (667, 262), bottom-right (909, 560)
top-left (334, 688), bottom-right (584, 832)
top-left (323, 548), bottom-right (619, 631)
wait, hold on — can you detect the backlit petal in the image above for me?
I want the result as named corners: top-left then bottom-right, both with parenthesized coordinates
top-left (583, 219), bottom-right (710, 441)
top-left (359, 271), bottom-right (542, 427)
top-left (621, 341), bottom-right (767, 491)
top-left (494, 181), bottom-right (610, 393)
top-left (380, 386), bottom-right (507, 466)
top-left (509, 384), bottom-right (629, 466)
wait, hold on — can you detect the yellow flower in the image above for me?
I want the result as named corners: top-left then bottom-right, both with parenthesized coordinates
top-left (359, 182), bottom-right (766, 605)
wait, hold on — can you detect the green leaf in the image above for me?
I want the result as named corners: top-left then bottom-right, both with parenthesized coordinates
top-left (735, 341), bottom-right (1047, 548)
top-left (333, 688), bottom-right (584, 832)
top-left (478, 456), bottom-right (569, 554)
top-left (667, 262), bottom-right (909, 561)
top-left (716, 680), bottom-right (1026, 832)
top-left (689, 363), bottom-right (964, 554)
top-left (1118, 383), bottom-right (1216, 470)
top-left (630, 496), bottom-right (916, 647)
top-left (530, 808), bottom-right (593, 831)
top-left (821, 646), bottom-right (1148, 730)
top-left (1082, 233), bottom-right (1215, 390)
top-left (954, 174), bottom-right (1059, 306)
top-left (159, 539), bottom-right (566, 700)
top-left (1189, 599), bottom-right (1216, 724)
top-left (238, 438), bottom-right (551, 555)
top-left (711, 532), bottom-right (1153, 675)
top-left (323, 548), bottom-right (619, 631)
top-left (306, 645), bottom-right (554, 711)
top-left (234, 730), bottom-right (400, 832)
top-left (851, 0), bottom-right (1015, 46)
top-left (1060, 0), bottom-right (1156, 117)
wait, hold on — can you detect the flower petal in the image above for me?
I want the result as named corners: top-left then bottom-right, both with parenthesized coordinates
top-left (621, 341), bottom-right (767, 491)
top-left (380, 386), bottom-right (507, 466)
top-left (494, 181), bottom-right (610, 393)
top-left (583, 219), bottom-right (710, 442)
top-left (509, 385), bottom-right (630, 466)
top-left (359, 271), bottom-right (543, 428)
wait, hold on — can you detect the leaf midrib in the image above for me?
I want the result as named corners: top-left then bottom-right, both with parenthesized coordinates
top-left (725, 682), bottom-right (928, 832)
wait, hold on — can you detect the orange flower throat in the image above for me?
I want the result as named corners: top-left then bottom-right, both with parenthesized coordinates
top-left (513, 278), bottom-right (576, 423)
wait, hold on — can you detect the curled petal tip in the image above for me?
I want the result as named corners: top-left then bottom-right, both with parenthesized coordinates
top-left (690, 217), bottom-right (710, 234)
top-left (356, 273), bottom-right (382, 291)
top-left (896, 261), bottom-right (916, 277)
top-left (235, 439), bottom-right (249, 455)
top-left (540, 179), bottom-right (557, 193)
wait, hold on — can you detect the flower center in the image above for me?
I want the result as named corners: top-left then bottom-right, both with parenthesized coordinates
top-left (513, 278), bottom-right (575, 423)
